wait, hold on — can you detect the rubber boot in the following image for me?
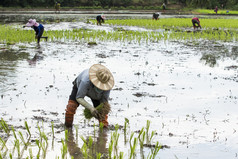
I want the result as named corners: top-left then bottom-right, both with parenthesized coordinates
top-left (99, 114), bottom-right (108, 128)
top-left (65, 100), bottom-right (79, 127)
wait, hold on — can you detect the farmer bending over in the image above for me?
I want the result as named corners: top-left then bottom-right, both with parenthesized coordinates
top-left (96, 14), bottom-right (105, 25)
top-left (65, 64), bottom-right (114, 128)
top-left (23, 19), bottom-right (48, 44)
top-left (152, 12), bottom-right (160, 20)
top-left (192, 17), bottom-right (201, 30)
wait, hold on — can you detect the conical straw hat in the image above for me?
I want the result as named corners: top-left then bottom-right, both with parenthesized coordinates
top-left (89, 64), bottom-right (114, 91)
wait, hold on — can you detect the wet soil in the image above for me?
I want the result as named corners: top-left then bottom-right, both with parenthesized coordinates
top-left (0, 13), bottom-right (238, 159)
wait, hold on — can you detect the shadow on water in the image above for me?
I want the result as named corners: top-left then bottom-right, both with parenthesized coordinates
top-left (66, 127), bottom-right (108, 159)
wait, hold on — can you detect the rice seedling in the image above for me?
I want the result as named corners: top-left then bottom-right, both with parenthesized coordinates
top-left (61, 139), bottom-right (67, 159)
top-left (51, 121), bottom-right (54, 138)
top-left (14, 139), bottom-right (21, 158)
top-left (11, 126), bottom-right (18, 140)
top-left (88, 136), bottom-right (93, 148)
top-left (65, 129), bottom-right (68, 141)
top-left (9, 152), bottom-right (12, 159)
top-left (28, 148), bottom-right (33, 159)
top-left (18, 131), bottom-right (27, 146)
top-left (129, 137), bottom-right (138, 159)
top-left (0, 137), bottom-right (7, 150)
top-left (138, 127), bottom-right (146, 148)
top-left (35, 139), bottom-right (41, 155)
top-left (0, 118), bottom-right (10, 135)
top-left (147, 141), bottom-right (161, 159)
top-left (84, 102), bottom-right (111, 121)
top-left (119, 152), bottom-right (124, 159)
top-left (24, 121), bottom-right (31, 137)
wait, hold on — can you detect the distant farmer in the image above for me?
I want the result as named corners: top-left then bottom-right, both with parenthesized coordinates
top-left (65, 64), bottom-right (114, 128)
top-left (162, 3), bottom-right (166, 12)
top-left (192, 17), bottom-right (201, 30)
top-left (152, 12), bottom-right (160, 20)
top-left (96, 14), bottom-right (105, 25)
top-left (55, 2), bottom-right (60, 13)
top-left (214, 6), bottom-right (218, 14)
top-left (23, 19), bottom-right (48, 44)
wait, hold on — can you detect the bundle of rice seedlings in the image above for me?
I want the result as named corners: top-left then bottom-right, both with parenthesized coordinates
top-left (84, 102), bottom-right (111, 120)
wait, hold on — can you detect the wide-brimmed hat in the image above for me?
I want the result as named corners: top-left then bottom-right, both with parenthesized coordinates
top-left (25, 19), bottom-right (39, 27)
top-left (89, 64), bottom-right (114, 91)
top-left (101, 15), bottom-right (106, 19)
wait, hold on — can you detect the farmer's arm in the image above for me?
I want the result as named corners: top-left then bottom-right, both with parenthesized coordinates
top-left (75, 81), bottom-right (99, 118)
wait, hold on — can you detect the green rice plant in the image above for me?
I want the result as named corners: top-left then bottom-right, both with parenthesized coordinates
top-left (11, 126), bottom-right (18, 140)
top-left (108, 137), bottom-right (113, 159)
top-left (14, 139), bottom-right (21, 158)
top-left (129, 137), bottom-right (138, 159)
top-left (18, 131), bottom-right (27, 146)
top-left (28, 148), bottom-right (33, 159)
top-left (61, 139), bottom-right (67, 159)
top-left (51, 121), bottom-right (54, 138)
top-left (35, 139), bottom-right (41, 154)
top-left (0, 118), bottom-right (10, 135)
top-left (138, 127), bottom-right (146, 148)
top-left (147, 141), bottom-right (161, 159)
top-left (113, 124), bottom-right (120, 149)
top-left (129, 132), bottom-right (134, 148)
top-left (65, 129), bottom-right (68, 141)
top-left (96, 152), bottom-right (101, 159)
top-left (99, 122), bottom-right (104, 132)
top-left (0, 137), bottom-right (7, 150)
top-left (80, 136), bottom-right (87, 144)
top-left (81, 141), bottom-right (88, 159)
top-left (9, 152), bottom-right (12, 159)
top-left (149, 130), bottom-right (156, 144)
top-left (145, 120), bottom-right (150, 143)
top-left (119, 152), bottom-right (124, 159)
top-left (24, 121), bottom-right (31, 137)
top-left (124, 118), bottom-right (129, 136)
top-left (88, 136), bottom-right (93, 148)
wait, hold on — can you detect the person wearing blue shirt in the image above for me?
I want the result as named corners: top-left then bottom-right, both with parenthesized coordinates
top-left (23, 19), bottom-right (48, 44)
top-left (65, 64), bottom-right (114, 128)
top-left (96, 14), bottom-right (105, 25)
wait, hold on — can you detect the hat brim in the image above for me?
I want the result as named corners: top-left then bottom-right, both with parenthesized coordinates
top-left (25, 22), bottom-right (34, 27)
top-left (89, 64), bottom-right (114, 91)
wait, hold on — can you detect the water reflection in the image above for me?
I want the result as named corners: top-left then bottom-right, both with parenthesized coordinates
top-left (0, 49), bottom-right (29, 92)
top-left (27, 45), bottom-right (44, 66)
top-left (66, 127), bottom-right (108, 159)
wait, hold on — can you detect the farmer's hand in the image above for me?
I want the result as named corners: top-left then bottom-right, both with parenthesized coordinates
top-left (90, 107), bottom-right (99, 119)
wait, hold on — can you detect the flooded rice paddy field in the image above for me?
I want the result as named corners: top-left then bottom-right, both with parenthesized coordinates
top-left (0, 13), bottom-right (238, 159)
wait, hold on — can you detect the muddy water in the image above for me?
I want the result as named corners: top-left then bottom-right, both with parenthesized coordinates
top-left (1, 17), bottom-right (238, 158)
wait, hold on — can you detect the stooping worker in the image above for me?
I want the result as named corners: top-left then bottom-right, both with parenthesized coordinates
top-left (96, 14), bottom-right (105, 25)
top-left (191, 17), bottom-right (201, 30)
top-left (23, 19), bottom-right (48, 44)
top-left (152, 12), bottom-right (160, 20)
top-left (55, 2), bottom-right (60, 13)
top-left (65, 64), bottom-right (114, 128)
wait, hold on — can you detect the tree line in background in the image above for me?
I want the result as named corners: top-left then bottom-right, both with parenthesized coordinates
top-left (0, 0), bottom-right (237, 9)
